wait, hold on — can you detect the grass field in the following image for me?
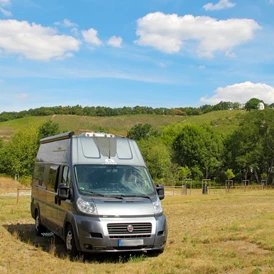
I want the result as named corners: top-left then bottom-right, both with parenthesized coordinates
top-left (1, 182), bottom-right (274, 274)
top-left (0, 110), bottom-right (246, 141)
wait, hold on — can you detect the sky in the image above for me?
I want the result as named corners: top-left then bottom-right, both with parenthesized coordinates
top-left (0, 0), bottom-right (274, 112)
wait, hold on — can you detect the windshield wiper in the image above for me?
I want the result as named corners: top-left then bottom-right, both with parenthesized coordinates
top-left (124, 194), bottom-right (151, 199)
top-left (87, 191), bottom-right (125, 200)
top-left (81, 190), bottom-right (106, 197)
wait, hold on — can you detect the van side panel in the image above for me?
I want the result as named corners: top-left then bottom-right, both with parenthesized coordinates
top-left (31, 138), bottom-right (72, 232)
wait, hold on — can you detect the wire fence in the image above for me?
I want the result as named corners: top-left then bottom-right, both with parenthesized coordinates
top-left (0, 183), bottom-right (272, 204)
top-left (164, 183), bottom-right (273, 196)
top-left (0, 188), bottom-right (31, 204)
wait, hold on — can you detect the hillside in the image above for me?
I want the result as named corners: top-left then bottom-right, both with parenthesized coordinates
top-left (0, 109), bottom-right (246, 141)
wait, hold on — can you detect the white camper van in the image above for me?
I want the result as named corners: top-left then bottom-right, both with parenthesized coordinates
top-left (31, 131), bottom-right (167, 257)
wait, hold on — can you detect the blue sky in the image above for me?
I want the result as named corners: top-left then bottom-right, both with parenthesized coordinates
top-left (0, 0), bottom-right (274, 112)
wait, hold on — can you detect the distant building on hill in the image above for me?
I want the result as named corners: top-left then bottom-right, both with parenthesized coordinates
top-left (257, 102), bottom-right (265, 110)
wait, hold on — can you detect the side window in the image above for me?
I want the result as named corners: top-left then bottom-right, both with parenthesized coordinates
top-left (48, 165), bottom-right (60, 192)
top-left (61, 166), bottom-right (71, 186)
top-left (32, 164), bottom-right (45, 187)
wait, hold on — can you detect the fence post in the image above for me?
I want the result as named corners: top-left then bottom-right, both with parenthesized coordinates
top-left (17, 188), bottom-right (19, 204)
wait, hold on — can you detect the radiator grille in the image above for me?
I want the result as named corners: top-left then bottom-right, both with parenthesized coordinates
top-left (107, 223), bottom-right (152, 235)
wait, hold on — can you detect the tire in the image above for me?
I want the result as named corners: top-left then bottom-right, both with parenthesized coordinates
top-left (65, 224), bottom-right (79, 259)
top-left (35, 211), bottom-right (46, 236)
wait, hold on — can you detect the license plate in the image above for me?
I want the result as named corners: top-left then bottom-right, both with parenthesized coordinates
top-left (118, 239), bottom-right (144, 246)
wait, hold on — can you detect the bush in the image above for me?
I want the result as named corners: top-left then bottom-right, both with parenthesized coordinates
top-left (19, 175), bottom-right (32, 187)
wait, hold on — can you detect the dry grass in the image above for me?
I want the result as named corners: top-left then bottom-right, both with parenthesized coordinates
top-left (1, 185), bottom-right (274, 273)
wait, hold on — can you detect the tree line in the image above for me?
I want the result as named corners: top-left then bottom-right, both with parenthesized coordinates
top-left (0, 98), bottom-right (271, 122)
top-left (1, 107), bottom-right (274, 187)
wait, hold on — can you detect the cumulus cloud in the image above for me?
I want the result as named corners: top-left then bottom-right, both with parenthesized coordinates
top-left (0, 19), bottom-right (81, 60)
top-left (200, 82), bottom-right (274, 105)
top-left (82, 28), bottom-right (102, 46)
top-left (135, 12), bottom-right (261, 58)
top-left (203, 0), bottom-right (236, 11)
top-left (107, 36), bottom-right (122, 48)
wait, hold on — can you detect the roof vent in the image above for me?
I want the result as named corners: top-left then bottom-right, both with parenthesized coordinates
top-left (80, 132), bottom-right (115, 138)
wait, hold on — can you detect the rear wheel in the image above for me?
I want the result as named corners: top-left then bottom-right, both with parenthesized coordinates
top-left (35, 211), bottom-right (46, 236)
top-left (65, 224), bottom-right (79, 259)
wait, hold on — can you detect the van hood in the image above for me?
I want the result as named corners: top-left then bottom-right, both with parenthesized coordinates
top-left (93, 197), bottom-right (155, 217)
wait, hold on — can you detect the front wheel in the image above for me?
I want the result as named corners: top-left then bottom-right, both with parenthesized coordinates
top-left (65, 224), bottom-right (79, 259)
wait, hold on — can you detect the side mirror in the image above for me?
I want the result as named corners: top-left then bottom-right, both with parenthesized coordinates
top-left (156, 184), bottom-right (165, 200)
top-left (58, 183), bottom-right (70, 200)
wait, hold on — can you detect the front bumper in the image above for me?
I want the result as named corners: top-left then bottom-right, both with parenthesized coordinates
top-left (73, 214), bottom-right (167, 253)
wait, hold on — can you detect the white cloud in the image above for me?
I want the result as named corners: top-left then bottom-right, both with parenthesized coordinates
top-left (269, 0), bottom-right (274, 4)
top-left (82, 28), bottom-right (103, 46)
top-left (135, 12), bottom-right (261, 58)
top-left (107, 36), bottom-right (122, 48)
top-left (0, 19), bottom-right (80, 61)
top-left (200, 82), bottom-right (274, 104)
top-left (0, 0), bottom-right (11, 17)
top-left (54, 19), bottom-right (78, 28)
top-left (0, 0), bottom-right (10, 6)
top-left (0, 7), bottom-right (11, 16)
top-left (203, 0), bottom-right (236, 11)
top-left (16, 93), bottom-right (28, 99)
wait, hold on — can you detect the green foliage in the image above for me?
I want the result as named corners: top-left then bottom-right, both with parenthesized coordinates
top-left (127, 123), bottom-right (153, 141)
top-left (161, 123), bottom-right (185, 147)
top-left (19, 175), bottom-right (32, 187)
top-left (0, 125), bottom-right (38, 177)
top-left (178, 166), bottom-right (191, 179)
top-left (224, 109), bottom-right (274, 183)
top-left (138, 136), bottom-right (172, 183)
top-left (225, 169), bottom-right (235, 180)
top-left (245, 98), bottom-right (261, 111)
top-left (37, 120), bottom-right (60, 141)
top-left (0, 101), bottom-right (245, 123)
top-left (172, 124), bottom-right (224, 179)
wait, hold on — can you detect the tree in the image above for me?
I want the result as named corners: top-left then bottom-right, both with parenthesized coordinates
top-left (172, 124), bottom-right (224, 179)
top-left (245, 98), bottom-right (261, 111)
top-left (127, 123), bottom-right (152, 141)
top-left (161, 123), bottom-right (185, 147)
top-left (224, 109), bottom-right (274, 184)
top-left (225, 169), bottom-right (235, 180)
top-left (37, 120), bottom-right (60, 142)
top-left (0, 126), bottom-right (39, 177)
top-left (178, 166), bottom-right (191, 179)
top-left (138, 136), bottom-right (172, 183)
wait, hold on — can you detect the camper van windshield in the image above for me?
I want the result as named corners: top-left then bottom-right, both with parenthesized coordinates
top-left (74, 165), bottom-right (156, 197)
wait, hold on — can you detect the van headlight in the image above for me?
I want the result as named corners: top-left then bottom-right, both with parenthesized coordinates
top-left (77, 197), bottom-right (97, 215)
top-left (153, 198), bottom-right (163, 215)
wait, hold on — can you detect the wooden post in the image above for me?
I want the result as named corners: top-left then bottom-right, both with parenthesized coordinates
top-left (17, 188), bottom-right (19, 204)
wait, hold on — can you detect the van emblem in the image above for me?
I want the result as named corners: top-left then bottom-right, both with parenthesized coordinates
top-left (127, 225), bottom-right (134, 233)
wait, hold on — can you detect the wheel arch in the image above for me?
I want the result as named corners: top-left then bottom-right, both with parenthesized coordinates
top-left (63, 212), bottom-right (81, 252)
